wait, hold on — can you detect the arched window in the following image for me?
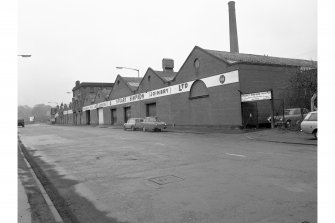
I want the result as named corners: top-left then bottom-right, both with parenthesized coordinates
top-left (189, 80), bottom-right (209, 99)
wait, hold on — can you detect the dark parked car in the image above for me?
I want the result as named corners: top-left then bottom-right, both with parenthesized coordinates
top-left (18, 119), bottom-right (25, 127)
top-left (138, 117), bottom-right (167, 132)
top-left (123, 118), bottom-right (143, 131)
top-left (268, 108), bottom-right (309, 127)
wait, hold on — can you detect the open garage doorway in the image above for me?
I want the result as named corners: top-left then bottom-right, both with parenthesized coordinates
top-left (111, 109), bottom-right (117, 125)
top-left (124, 107), bottom-right (131, 123)
top-left (86, 110), bottom-right (90, 125)
top-left (146, 103), bottom-right (156, 117)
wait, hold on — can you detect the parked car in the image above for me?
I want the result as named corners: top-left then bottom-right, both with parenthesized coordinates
top-left (18, 119), bottom-right (25, 127)
top-left (138, 117), bottom-right (167, 132)
top-left (300, 111), bottom-right (317, 139)
top-left (267, 108), bottom-right (309, 127)
top-left (123, 118), bottom-right (144, 131)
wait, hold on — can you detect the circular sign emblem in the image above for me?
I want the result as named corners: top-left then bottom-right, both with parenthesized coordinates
top-left (219, 75), bottom-right (225, 84)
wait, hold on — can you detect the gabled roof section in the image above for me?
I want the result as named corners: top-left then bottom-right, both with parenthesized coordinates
top-left (153, 70), bottom-right (177, 82)
top-left (121, 76), bottom-right (142, 91)
top-left (204, 49), bottom-right (317, 68)
top-left (139, 68), bottom-right (177, 87)
top-left (172, 46), bottom-right (231, 82)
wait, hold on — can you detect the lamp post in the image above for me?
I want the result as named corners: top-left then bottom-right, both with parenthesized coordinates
top-left (116, 66), bottom-right (140, 77)
top-left (18, 55), bottom-right (32, 57)
top-left (116, 66), bottom-right (141, 117)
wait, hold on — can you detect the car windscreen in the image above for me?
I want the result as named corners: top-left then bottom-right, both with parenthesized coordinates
top-left (308, 113), bottom-right (317, 121)
top-left (146, 117), bottom-right (159, 122)
top-left (285, 109), bottom-right (300, 115)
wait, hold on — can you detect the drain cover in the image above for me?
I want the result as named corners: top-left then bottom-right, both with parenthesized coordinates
top-left (148, 175), bottom-right (184, 185)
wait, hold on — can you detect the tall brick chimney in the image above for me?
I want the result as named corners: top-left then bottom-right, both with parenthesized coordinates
top-left (228, 1), bottom-right (239, 53)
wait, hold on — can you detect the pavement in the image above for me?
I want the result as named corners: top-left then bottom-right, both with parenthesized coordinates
top-left (18, 143), bottom-right (60, 223)
top-left (245, 128), bottom-right (317, 146)
top-left (99, 124), bottom-right (317, 146)
top-left (18, 176), bottom-right (32, 223)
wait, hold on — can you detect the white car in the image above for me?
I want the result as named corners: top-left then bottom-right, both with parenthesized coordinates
top-left (300, 111), bottom-right (317, 139)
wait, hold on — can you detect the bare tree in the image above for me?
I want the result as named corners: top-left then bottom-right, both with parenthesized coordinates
top-left (280, 68), bottom-right (317, 109)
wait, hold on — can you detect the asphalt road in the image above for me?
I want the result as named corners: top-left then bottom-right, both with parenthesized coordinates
top-left (18, 124), bottom-right (317, 223)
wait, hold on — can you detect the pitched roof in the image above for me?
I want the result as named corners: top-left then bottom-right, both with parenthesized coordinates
top-left (153, 70), bottom-right (177, 82)
top-left (121, 77), bottom-right (142, 91)
top-left (72, 82), bottom-right (114, 91)
top-left (204, 49), bottom-right (317, 68)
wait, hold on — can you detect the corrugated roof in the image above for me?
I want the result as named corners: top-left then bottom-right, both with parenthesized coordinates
top-left (205, 49), bottom-right (317, 68)
top-left (153, 70), bottom-right (177, 82)
top-left (122, 77), bottom-right (142, 91)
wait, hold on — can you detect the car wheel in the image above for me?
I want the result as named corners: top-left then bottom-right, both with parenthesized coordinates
top-left (285, 120), bottom-right (291, 128)
top-left (313, 129), bottom-right (317, 139)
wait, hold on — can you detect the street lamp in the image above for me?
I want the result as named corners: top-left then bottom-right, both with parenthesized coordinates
top-left (116, 66), bottom-right (140, 77)
top-left (18, 55), bottom-right (32, 57)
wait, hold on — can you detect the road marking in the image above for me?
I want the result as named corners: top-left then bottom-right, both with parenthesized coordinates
top-left (225, 153), bottom-right (246, 157)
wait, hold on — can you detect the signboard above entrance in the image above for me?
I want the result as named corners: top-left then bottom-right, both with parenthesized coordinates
top-left (241, 91), bottom-right (272, 102)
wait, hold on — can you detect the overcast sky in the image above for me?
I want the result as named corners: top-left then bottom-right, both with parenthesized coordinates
top-left (18, 0), bottom-right (317, 107)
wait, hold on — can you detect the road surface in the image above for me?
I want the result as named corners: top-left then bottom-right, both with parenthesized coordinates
top-left (18, 124), bottom-right (317, 223)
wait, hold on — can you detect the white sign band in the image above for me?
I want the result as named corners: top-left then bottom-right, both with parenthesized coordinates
top-left (81, 70), bottom-right (239, 111)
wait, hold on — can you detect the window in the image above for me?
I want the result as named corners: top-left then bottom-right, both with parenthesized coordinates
top-left (189, 80), bottom-right (209, 99)
top-left (308, 113), bottom-right (317, 121)
top-left (285, 108), bottom-right (300, 115)
top-left (194, 58), bottom-right (200, 70)
top-left (148, 75), bottom-right (151, 82)
top-left (111, 109), bottom-right (117, 125)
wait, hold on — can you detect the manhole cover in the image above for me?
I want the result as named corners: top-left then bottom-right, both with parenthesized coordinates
top-left (148, 175), bottom-right (184, 185)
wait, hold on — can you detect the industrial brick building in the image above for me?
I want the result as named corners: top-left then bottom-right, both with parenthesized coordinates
top-left (57, 46), bottom-right (316, 128)
top-left (56, 1), bottom-right (317, 128)
top-left (71, 81), bottom-right (114, 125)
